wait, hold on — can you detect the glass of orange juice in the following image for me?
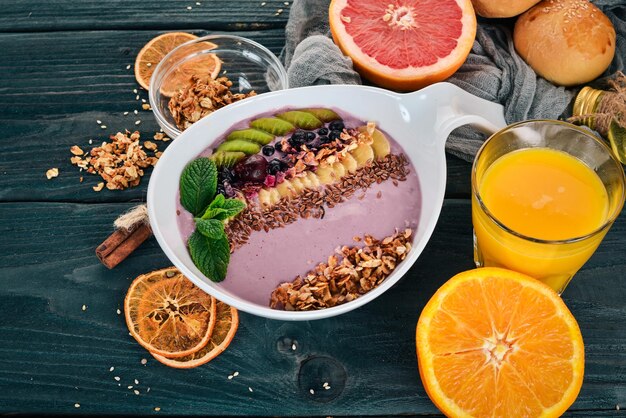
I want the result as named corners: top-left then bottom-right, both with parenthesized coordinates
top-left (472, 120), bottom-right (625, 294)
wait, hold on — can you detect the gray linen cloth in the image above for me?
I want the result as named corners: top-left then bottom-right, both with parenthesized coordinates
top-left (280, 0), bottom-right (626, 161)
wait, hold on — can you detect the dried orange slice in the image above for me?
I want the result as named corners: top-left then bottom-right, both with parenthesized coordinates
top-left (134, 32), bottom-right (220, 93)
top-left (151, 300), bottom-right (239, 369)
top-left (416, 267), bottom-right (584, 418)
top-left (124, 267), bottom-right (217, 358)
top-left (160, 53), bottom-right (222, 97)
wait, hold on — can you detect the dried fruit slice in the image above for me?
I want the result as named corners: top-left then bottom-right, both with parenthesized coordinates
top-left (351, 143), bottom-right (375, 167)
top-left (359, 126), bottom-right (391, 159)
top-left (251, 117), bottom-right (296, 136)
top-left (125, 267), bottom-right (217, 358)
top-left (151, 300), bottom-right (239, 369)
top-left (161, 53), bottom-right (221, 97)
top-left (303, 108), bottom-right (341, 122)
top-left (216, 139), bottom-right (260, 155)
top-left (135, 32), bottom-right (207, 91)
top-left (341, 153), bottom-right (358, 173)
top-left (416, 267), bottom-right (585, 418)
top-left (226, 129), bottom-right (274, 145)
top-left (277, 111), bottom-right (324, 130)
top-left (210, 151), bottom-right (246, 169)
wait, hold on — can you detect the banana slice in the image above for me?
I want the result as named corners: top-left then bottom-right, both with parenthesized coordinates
top-left (268, 188), bottom-right (281, 205)
top-left (258, 188), bottom-right (272, 207)
top-left (332, 162), bottom-right (346, 178)
top-left (306, 171), bottom-right (321, 188)
top-left (351, 143), bottom-right (375, 167)
top-left (341, 153), bottom-right (358, 173)
top-left (276, 179), bottom-right (297, 199)
top-left (290, 177), bottom-right (307, 193)
top-left (358, 125), bottom-right (391, 159)
top-left (315, 165), bottom-right (336, 185)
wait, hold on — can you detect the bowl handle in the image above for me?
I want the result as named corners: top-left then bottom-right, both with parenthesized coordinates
top-left (403, 82), bottom-right (507, 148)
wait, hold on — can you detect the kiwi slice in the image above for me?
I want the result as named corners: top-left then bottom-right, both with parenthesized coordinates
top-left (277, 111), bottom-right (323, 130)
top-left (250, 117), bottom-right (295, 136)
top-left (216, 139), bottom-right (260, 155)
top-left (226, 128), bottom-right (274, 145)
top-left (302, 108), bottom-right (341, 122)
top-left (210, 151), bottom-right (246, 168)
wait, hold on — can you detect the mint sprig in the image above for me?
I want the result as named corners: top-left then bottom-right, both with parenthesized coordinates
top-left (179, 157), bottom-right (246, 282)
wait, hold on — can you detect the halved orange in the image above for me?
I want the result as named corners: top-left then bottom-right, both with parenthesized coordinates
top-left (416, 267), bottom-right (584, 418)
top-left (151, 300), bottom-right (239, 369)
top-left (124, 267), bottom-right (217, 358)
top-left (134, 32), bottom-right (220, 94)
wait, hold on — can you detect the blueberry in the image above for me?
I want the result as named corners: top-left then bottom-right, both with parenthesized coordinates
top-left (274, 141), bottom-right (283, 153)
top-left (318, 136), bottom-right (331, 144)
top-left (318, 127), bottom-right (329, 136)
top-left (262, 145), bottom-right (275, 156)
top-left (268, 159), bottom-right (283, 175)
top-left (219, 167), bottom-right (235, 183)
top-left (329, 130), bottom-right (342, 140)
top-left (305, 131), bottom-right (316, 142)
top-left (216, 183), bottom-right (226, 196)
top-left (293, 130), bottom-right (306, 140)
top-left (329, 120), bottom-right (345, 131)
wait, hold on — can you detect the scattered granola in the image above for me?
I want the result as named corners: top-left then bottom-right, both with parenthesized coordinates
top-left (270, 228), bottom-right (413, 311)
top-left (168, 76), bottom-right (256, 131)
top-left (46, 168), bottom-right (59, 180)
top-left (70, 131), bottom-right (159, 190)
top-left (225, 153), bottom-right (410, 251)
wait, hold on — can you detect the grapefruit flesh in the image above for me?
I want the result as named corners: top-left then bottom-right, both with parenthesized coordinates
top-left (329, 0), bottom-right (476, 91)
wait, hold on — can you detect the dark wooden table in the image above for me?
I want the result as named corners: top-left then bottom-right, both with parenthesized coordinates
top-left (1, 1), bottom-right (625, 416)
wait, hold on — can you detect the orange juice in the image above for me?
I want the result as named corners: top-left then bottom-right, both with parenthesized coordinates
top-left (473, 147), bottom-right (610, 292)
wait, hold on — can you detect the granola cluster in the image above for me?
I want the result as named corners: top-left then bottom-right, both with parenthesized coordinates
top-left (70, 131), bottom-right (161, 191)
top-left (269, 229), bottom-right (413, 311)
top-left (168, 76), bottom-right (256, 131)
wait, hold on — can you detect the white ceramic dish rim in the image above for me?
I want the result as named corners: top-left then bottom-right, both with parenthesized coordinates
top-left (147, 82), bottom-right (506, 321)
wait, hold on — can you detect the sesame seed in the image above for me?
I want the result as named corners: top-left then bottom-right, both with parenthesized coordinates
top-left (309, 389), bottom-right (315, 395)
top-left (228, 375), bottom-right (233, 380)
top-left (133, 89), bottom-right (137, 94)
top-left (325, 385), bottom-right (331, 390)
top-left (114, 376), bottom-right (120, 381)
top-left (141, 99), bottom-right (146, 103)
top-left (284, 1), bottom-right (289, 4)
top-left (128, 385), bottom-right (133, 389)
top-left (196, 1), bottom-right (201, 4)
top-left (248, 387), bottom-right (253, 392)
top-left (81, 305), bottom-right (87, 311)
top-left (147, 387), bottom-right (151, 392)
top-left (233, 371), bottom-right (239, 377)
top-left (96, 120), bottom-right (102, 124)
top-left (141, 359), bottom-right (147, 365)
top-left (101, 125), bottom-right (107, 129)
top-left (291, 343), bottom-right (296, 350)
top-left (89, 139), bottom-right (93, 144)
top-left (134, 110), bottom-right (138, 115)
top-left (123, 111), bottom-right (129, 116)
top-left (261, 2), bottom-right (266, 5)
top-left (116, 309), bottom-right (121, 315)
top-left (134, 390), bottom-right (140, 395)
top-left (134, 379), bottom-right (139, 385)
top-left (126, 64), bottom-right (131, 70)
top-left (146, 63), bottom-right (152, 67)
top-left (109, 367), bottom-right (114, 372)
top-left (135, 120), bottom-right (141, 125)
top-left (74, 403), bottom-right (80, 408)
top-left (135, 95), bottom-right (140, 100)
top-left (154, 407), bottom-right (161, 412)
top-left (187, 6), bottom-right (192, 9)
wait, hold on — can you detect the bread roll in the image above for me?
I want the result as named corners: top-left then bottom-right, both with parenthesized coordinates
top-left (514, 0), bottom-right (615, 86)
top-left (471, 0), bottom-right (541, 18)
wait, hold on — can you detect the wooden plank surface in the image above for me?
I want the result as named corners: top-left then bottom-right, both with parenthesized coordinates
top-left (0, 200), bottom-right (625, 415)
top-left (0, 0), bottom-right (290, 32)
top-left (0, 29), bottom-right (473, 203)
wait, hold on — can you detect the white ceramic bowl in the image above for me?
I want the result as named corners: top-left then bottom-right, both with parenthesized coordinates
top-left (147, 82), bottom-right (506, 320)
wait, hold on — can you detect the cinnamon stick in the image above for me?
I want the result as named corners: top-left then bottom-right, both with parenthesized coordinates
top-left (96, 223), bottom-right (153, 269)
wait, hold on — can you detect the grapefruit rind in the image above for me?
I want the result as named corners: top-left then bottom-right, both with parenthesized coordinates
top-left (416, 267), bottom-right (584, 418)
top-left (329, 0), bottom-right (477, 91)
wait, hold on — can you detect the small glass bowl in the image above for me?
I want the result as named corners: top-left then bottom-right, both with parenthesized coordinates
top-left (149, 34), bottom-right (288, 139)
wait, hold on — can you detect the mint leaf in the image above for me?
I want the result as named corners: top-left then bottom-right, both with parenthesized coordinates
top-left (180, 158), bottom-right (217, 217)
top-left (213, 198), bottom-right (247, 221)
top-left (195, 218), bottom-right (225, 239)
top-left (188, 229), bottom-right (230, 282)
top-left (202, 207), bottom-right (228, 220)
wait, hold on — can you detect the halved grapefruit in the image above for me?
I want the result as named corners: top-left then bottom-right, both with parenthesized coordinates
top-left (329, 0), bottom-right (477, 91)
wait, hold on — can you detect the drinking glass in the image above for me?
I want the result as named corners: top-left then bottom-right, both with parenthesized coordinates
top-left (472, 120), bottom-right (625, 294)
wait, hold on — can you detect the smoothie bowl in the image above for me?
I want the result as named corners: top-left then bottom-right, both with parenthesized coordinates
top-left (147, 83), bottom-right (506, 320)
